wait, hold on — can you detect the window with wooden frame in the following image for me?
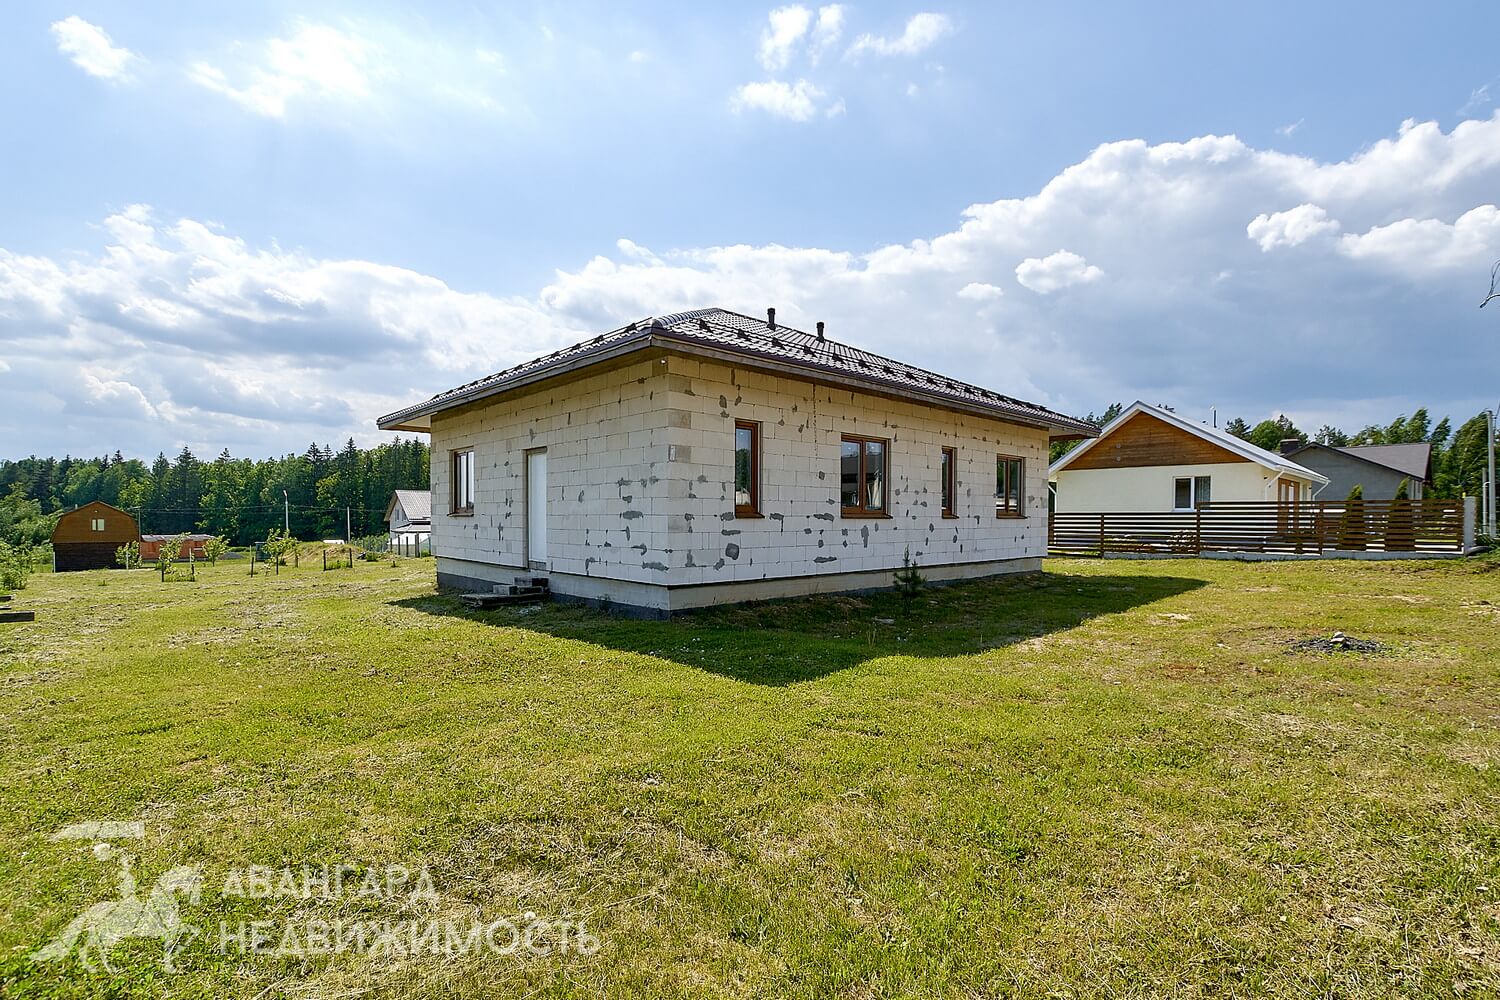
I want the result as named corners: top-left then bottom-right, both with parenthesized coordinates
top-left (450, 448), bottom-right (475, 514)
top-left (90, 517), bottom-right (106, 531)
top-left (840, 434), bottom-right (889, 516)
top-left (995, 456), bottom-right (1025, 517)
top-left (734, 421), bottom-right (761, 516)
top-left (940, 447), bottom-right (957, 518)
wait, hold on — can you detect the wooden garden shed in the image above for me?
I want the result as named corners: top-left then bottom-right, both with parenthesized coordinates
top-left (51, 501), bottom-right (141, 572)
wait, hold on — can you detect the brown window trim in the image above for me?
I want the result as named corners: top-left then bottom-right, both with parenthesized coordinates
top-left (734, 420), bottom-right (761, 517)
top-left (941, 446), bottom-right (958, 518)
top-left (995, 454), bottom-right (1026, 518)
top-left (840, 433), bottom-right (891, 517)
top-left (450, 447), bottom-right (475, 516)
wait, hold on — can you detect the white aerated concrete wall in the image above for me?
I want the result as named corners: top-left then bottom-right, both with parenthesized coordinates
top-left (430, 352), bottom-right (1052, 611)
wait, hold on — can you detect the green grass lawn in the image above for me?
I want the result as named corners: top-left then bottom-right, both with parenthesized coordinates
top-left (2, 554), bottom-right (1498, 998)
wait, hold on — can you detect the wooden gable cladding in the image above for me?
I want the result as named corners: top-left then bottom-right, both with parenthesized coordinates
top-left (1066, 411), bottom-right (1245, 470)
top-left (50, 500), bottom-right (141, 545)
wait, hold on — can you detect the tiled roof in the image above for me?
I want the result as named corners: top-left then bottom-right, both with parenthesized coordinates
top-left (378, 307), bottom-right (1095, 436)
top-left (392, 489), bottom-right (431, 523)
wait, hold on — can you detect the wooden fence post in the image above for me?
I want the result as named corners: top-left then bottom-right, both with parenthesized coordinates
top-left (1098, 513), bottom-right (1106, 557)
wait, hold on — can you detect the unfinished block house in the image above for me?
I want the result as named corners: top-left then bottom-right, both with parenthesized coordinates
top-left (377, 308), bottom-right (1095, 616)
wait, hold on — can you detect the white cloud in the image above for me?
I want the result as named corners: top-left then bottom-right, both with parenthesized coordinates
top-left (6, 113), bottom-right (1500, 456)
top-left (1277, 118), bottom-right (1304, 137)
top-left (1247, 203), bottom-right (1341, 251)
top-left (1014, 250), bottom-right (1103, 293)
top-left (730, 79), bottom-right (828, 122)
top-left (50, 16), bottom-right (138, 81)
top-left (1461, 81), bottom-right (1494, 118)
top-left (809, 5), bottom-right (846, 62)
top-left (957, 282), bottom-right (1004, 301)
top-left (189, 22), bottom-right (374, 117)
top-left (759, 6), bottom-right (813, 71)
top-left (847, 12), bottom-right (952, 59)
top-left (1339, 205), bottom-right (1500, 274)
top-left (187, 20), bottom-right (519, 120)
top-left (628, 49), bottom-right (650, 64)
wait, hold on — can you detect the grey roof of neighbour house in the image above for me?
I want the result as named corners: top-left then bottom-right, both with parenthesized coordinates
top-left (1284, 442), bottom-right (1433, 482)
top-left (377, 307), bottom-right (1097, 437)
top-left (1337, 443), bottom-right (1433, 481)
top-left (389, 489), bottom-right (431, 524)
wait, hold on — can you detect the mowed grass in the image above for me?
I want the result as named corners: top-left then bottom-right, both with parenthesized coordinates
top-left (2, 553), bottom-right (1499, 998)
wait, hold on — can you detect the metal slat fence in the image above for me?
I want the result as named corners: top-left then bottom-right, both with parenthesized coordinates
top-left (1049, 499), bottom-right (1465, 557)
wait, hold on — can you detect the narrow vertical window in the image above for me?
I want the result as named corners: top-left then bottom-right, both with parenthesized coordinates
top-left (1193, 476), bottom-right (1212, 507)
top-left (91, 517), bottom-right (105, 531)
top-left (734, 421), bottom-right (760, 516)
top-left (941, 447), bottom-right (957, 517)
top-left (840, 435), bottom-right (889, 515)
top-left (996, 456), bottom-right (1025, 517)
top-left (451, 449), bottom-right (475, 513)
top-left (1174, 477), bottom-right (1193, 510)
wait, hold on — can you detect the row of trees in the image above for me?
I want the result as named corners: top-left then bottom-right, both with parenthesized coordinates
top-left (0, 438), bottom-right (429, 547)
top-left (1053, 405), bottom-right (1496, 502)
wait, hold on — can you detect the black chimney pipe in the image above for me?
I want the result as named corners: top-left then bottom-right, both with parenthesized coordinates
top-left (816, 321), bottom-right (825, 340)
top-left (767, 307), bottom-right (776, 329)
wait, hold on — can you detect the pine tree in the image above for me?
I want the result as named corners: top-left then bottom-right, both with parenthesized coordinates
top-left (893, 546), bottom-right (925, 611)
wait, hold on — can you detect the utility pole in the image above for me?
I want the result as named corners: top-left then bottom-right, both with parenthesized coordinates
top-left (1487, 407), bottom-right (1497, 539)
top-left (346, 506), bottom-right (352, 545)
top-left (283, 490), bottom-right (290, 537)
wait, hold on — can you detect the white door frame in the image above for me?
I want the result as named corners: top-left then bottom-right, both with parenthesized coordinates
top-left (525, 448), bottom-right (548, 571)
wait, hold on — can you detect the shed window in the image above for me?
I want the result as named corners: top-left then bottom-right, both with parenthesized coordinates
top-left (1173, 476), bottom-right (1212, 510)
top-left (90, 517), bottom-right (106, 531)
top-left (840, 435), bottom-right (888, 515)
top-left (734, 421), bottom-right (760, 516)
top-left (996, 456), bottom-right (1025, 517)
top-left (941, 447), bottom-right (957, 517)
top-left (451, 449), bottom-right (475, 513)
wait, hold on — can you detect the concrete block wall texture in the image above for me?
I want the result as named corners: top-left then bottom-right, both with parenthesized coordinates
top-left (429, 357), bottom-right (674, 586)
top-left (430, 351), bottom-right (1054, 605)
top-left (658, 356), bottom-right (1051, 587)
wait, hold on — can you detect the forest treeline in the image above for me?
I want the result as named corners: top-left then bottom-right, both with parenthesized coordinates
top-left (0, 438), bottom-right (429, 548)
top-left (1055, 405), bottom-right (1496, 499)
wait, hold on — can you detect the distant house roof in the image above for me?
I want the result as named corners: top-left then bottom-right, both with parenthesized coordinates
top-left (1048, 401), bottom-right (1331, 483)
top-left (1284, 441), bottom-right (1433, 483)
top-left (141, 534), bottom-right (215, 542)
top-left (386, 489), bottom-right (431, 525)
top-left (377, 307), bottom-right (1096, 438)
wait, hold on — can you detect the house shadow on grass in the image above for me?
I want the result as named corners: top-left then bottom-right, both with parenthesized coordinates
top-left (391, 569), bottom-right (1207, 687)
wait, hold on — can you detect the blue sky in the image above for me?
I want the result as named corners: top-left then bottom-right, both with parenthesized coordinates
top-left (2, 1), bottom-right (1499, 459)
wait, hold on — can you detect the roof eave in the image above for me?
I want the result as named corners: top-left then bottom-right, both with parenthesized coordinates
top-left (378, 328), bottom-right (1096, 437)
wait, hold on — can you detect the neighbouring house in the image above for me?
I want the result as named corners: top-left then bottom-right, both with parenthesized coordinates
top-left (138, 534), bottom-right (214, 562)
top-left (1049, 401), bottom-right (1329, 512)
top-left (51, 501), bottom-right (141, 572)
top-left (377, 307), bottom-right (1096, 616)
top-left (1279, 441), bottom-right (1431, 500)
top-left (385, 489), bottom-right (432, 554)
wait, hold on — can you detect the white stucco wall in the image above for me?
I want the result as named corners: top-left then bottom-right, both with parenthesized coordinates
top-left (1052, 462), bottom-right (1315, 513)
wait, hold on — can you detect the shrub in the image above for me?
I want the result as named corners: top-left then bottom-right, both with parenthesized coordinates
top-left (0, 542), bottom-right (32, 590)
top-left (115, 541), bottom-right (140, 569)
top-left (201, 536), bottom-right (229, 565)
